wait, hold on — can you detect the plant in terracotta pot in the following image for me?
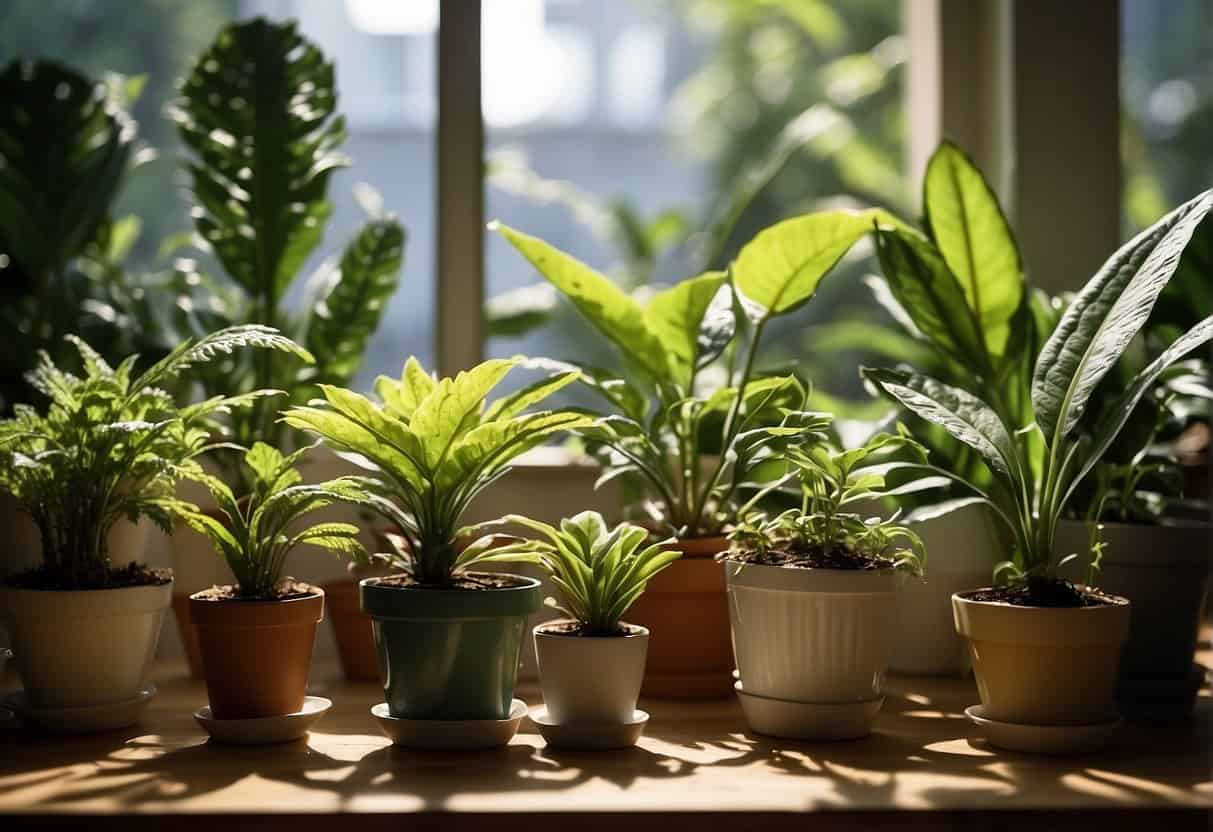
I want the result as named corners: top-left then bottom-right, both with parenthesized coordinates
top-left (722, 429), bottom-right (929, 740)
top-left (281, 357), bottom-right (593, 748)
top-left (180, 441), bottom-right (367, 738)
top-left (0, 325), bottom-right (306, 732)
top-left (492, 207), bottom-right (898, 698)
top-left (483, 511), bottom-right (680, 749)
top-left (866, 187), bottom-right (1213, 750)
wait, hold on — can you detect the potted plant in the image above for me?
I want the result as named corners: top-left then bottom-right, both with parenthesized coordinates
top-left (281, 357), bottom-right (593, 748)
top-left (492, 207), bottom-right (898, 698)
top-left (482, 511), bottom-right (680, 749)
top-left (866, 187), bottom-right (1212, 750)
top-left (168, 17), bottom-right (406, 667)
top-left (721, 429), bottom-right (928, 740)
top-left (180, 441), bottom-right (366, 741)
top-left (0, 325), bottom-right (306, 732)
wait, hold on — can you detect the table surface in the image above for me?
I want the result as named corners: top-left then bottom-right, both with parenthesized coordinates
top-left (2, 645), bottom-right (1210, 831)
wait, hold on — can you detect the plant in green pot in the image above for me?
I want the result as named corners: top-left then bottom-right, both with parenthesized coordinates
top-left (865, 187), bottom-right (1213, 752)
top-left (482, 511), bottom-right (680, 749)
top-left (492, 207), bottom-right (898, 698)
top-left (722, 429), bottom-right (930, 740)
top-left (282, 357), bottom-right (593, 749)
top-left (168, 17), bottom-right (406, 678)
top-left (180, 442), bottom-right (366, 742)
top-left (0, 325), bottom-right (306, 732)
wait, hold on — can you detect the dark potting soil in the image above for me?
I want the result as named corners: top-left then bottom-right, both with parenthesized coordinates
top-left (966, 576), bottom-right (1123, 608)
top-left (375, 572), bottom-right (533, 591)
top-left (192, 579), bottom-right (320, 602)
top-left (2, 561), bottom-right (172, 591)
top-left (538, 621), bottom-right (646, 638)
top-left (722, 545), bottom-right (893, 571)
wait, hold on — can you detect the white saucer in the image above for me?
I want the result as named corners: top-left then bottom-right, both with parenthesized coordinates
top-left (530, 708), bottom-right (648, 750)
top-left (734, 680), bottom-right (881, 740)
top-left (2, 684), bottom-right (156, 733)
top-left (964, 705), bottom-right (1121, 754)
top-left (195, 696), bottom-right (332, 745)
top-left (372, 698), bottom-right (527, 749)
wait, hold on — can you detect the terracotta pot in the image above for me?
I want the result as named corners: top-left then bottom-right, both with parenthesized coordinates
top-left (534, 621), bottom-right (648, 724)
top-left (953, 590), bottom-right (1130, 725)
top-left (0, 580), bottom-right (171, 711)
top-left (190, 588), bottom-right (324, 719)
top-left (620, 535), bottom-right (732, 699)
top-left (323, 579), bottom-right (380, 681)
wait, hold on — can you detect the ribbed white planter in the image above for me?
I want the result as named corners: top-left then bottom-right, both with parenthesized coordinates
top-left (953, 590), bottom-right (1130, 725)
top-left (534, 622), bottom-right (648, 724)
top-left (726, 560), bottom-right (897, 703)
top-left (1055, 518), bottom-right (1211, 684)
top-left (892, 500), bottom-right (1004, 676)
top-left (0, 580), bottom-right (172, 709)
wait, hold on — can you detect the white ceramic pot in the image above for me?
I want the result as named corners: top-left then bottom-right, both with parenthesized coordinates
top-left (726, 560), bottom-right (897, 703)
top-left (892, 500), bottom-right (1005, 676)
top-left (952, 590), bottom-right (1130, 725)
top-left (1055, 518), bottom-right (1211, 682)
top-left (0, 580), bottom-right (172, 709)
top-left (534, 621), bottom-right (648, 724)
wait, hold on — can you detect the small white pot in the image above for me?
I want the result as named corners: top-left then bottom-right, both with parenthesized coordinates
top-left (726, 560), bottom-right (897, 703)
top-left (891, 500), bottom-right (1004, 676)
top-left (1055, 518), bottom-right (1211, 682)
top-left (534, 621), bottom-right (648, 724)
top-left (953, 590), bottom-right (1130, 725)
top-left (0, 580), bottom-right (172, 709)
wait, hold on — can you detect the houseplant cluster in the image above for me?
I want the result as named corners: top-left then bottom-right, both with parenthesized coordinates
top-left (0, 16), bottom-right (1208, 755)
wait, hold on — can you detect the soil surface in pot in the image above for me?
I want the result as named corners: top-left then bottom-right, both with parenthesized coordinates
top-left (721, 546), bottom-right (893, 571)
top-left (375, 572), bottom-right (532, 591)
top-left (965, 577), bottom-right (1123, 608)
top-left (537, 621), bottom-right (646, 638)
top-left (193, 579), bottom-right (319, 602)
top-left (2, 561), bottom-right (171, 591)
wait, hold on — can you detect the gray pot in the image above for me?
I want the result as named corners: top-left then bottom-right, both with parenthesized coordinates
top-left (1056, 518), bottom-right (1211, 714)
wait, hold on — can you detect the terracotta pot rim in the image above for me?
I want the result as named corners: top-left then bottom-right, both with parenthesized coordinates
top-left (188, 587), bottom-right (324, 604)
top-left (190, 589), bottom-right (324, 630)
top-left (534, 620), bottom-right (650, 639)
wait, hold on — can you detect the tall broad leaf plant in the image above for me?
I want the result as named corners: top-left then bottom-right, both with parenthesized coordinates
top-left (170, 18), bottom-right (406, 475)
top-left (865, 188), bottom-right (1213, 596)
top-left (281, 358), bottom-right (595, 586)
top-left (492, 208), bottom-right (899, 538)
top-left (0, 325), bottom-right (311, 588)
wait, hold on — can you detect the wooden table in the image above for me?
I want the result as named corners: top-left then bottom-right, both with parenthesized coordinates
top-left (2, 655), bottom-right (1210, 831)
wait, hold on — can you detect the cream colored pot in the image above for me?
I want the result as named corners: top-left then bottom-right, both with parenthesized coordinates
top-left (952, 591), bottom-right (1130, 725)
top-left (534, 622), bottom-right (648, 724)
top-left (0, 580), bottom-right (172, 709)
top-left (726, 560), bottom-right (897, 702)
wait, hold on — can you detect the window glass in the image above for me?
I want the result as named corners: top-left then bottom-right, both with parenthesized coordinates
top-left (482, 0), bottom-right (906, 407)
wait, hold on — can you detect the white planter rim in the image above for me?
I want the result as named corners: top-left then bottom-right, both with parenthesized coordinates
top-left (0, 580), bottom-right (173, 619)
top-left (952, 589), bottom-right (1130, 647)
top-left (534, 620), bottom-right (649, 640)
top-left (725, 558), bottom-right (898, 593)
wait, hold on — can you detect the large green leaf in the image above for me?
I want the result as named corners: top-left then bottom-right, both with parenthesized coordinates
top-left (872, 228), bottom-right (987, 371)
top-left (0, 60), bottom-right (137, 285)
top-left (862, 367), bottom-right (1018, 480)
top-left (923, 141), bottom-right (1023, 356)
top-left (731, 208), bottom-right (900, 322)
top-left (306, 218), bottom-right (406, 386)
top-left (170, 17), bottom-right (347, 298)
top-left (491, 222), bottom-right (667, 379)
top-left (439, 410), bottom-right (594, 489)
top-left (642, 271), bottom-right (729, 385)
top-left (1032, 188), bottom-right (1213, 443)
top-left (410, 359), bottom-right (516, 468)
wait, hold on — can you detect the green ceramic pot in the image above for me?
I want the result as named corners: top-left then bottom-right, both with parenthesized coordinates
top-left (360, 573), bottom-right (542, 720)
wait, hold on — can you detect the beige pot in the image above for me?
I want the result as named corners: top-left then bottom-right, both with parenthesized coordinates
top-left (952, 590), bottom-right (1130, 725)
top-left (534, 622), bottom-right (648, 724)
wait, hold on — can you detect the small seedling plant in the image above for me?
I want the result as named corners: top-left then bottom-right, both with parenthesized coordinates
top-left (0, 325), bottom-right (310, 588)
top-left (493, 208), bottom-right (899, 539)
top-left (180, 442), bottom-right (368, 600)
top-left (865, 189), bottom-right (1213, 601)
top-left (282, 357), bottom-right (594, 587)
top-left (480, 511), bottom-right (681, 636)
top-left (727, 431), bottom-right (931, 575)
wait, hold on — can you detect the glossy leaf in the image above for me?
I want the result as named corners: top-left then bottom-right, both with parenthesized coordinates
top-left (642, 271), bottom-right (729, 384)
